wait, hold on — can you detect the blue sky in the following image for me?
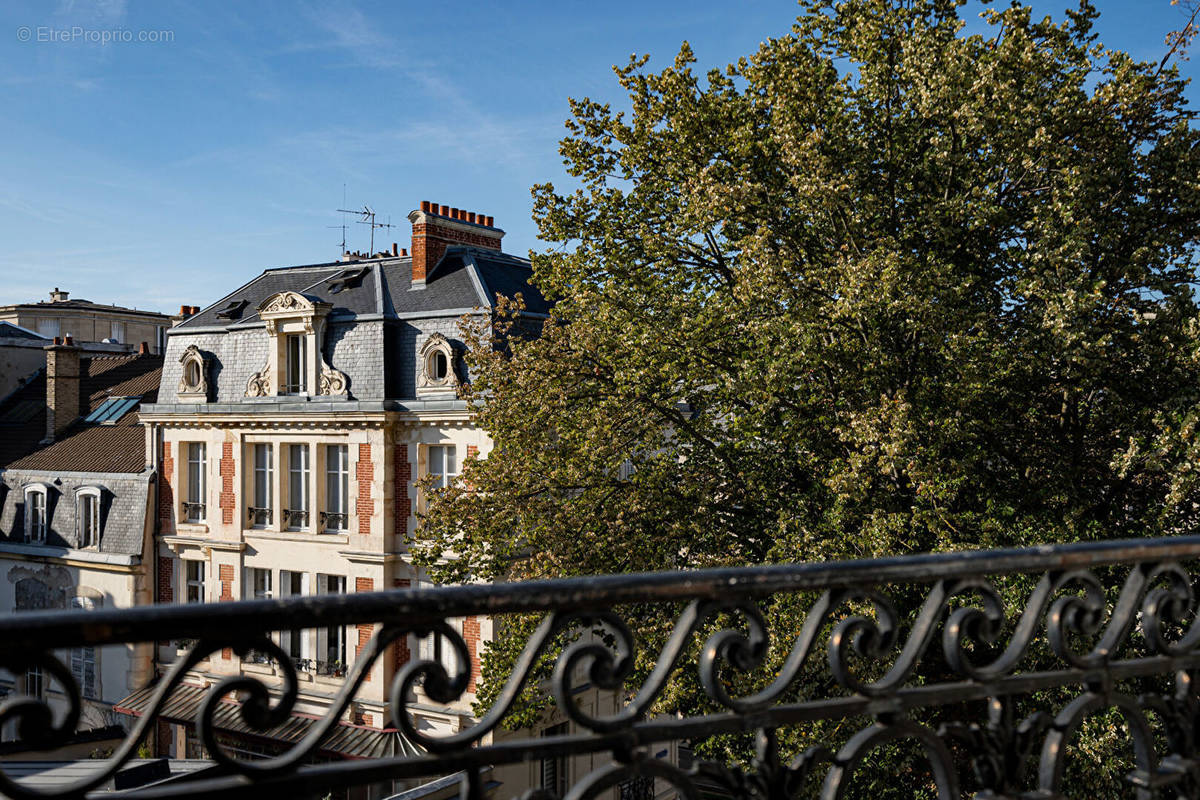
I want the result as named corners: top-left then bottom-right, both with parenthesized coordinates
top-left (0, 1), bottom-right (1196, 312)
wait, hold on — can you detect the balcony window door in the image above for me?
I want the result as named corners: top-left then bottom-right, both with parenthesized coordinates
top-left (185, 443), bottom-right (206, 522)
top-left (286, 445), bottom-right (310, 531)
top-left (323, 444), bottom-right (349, 532)
top-left (316, 575), bottom-right (346, 675)
top-left (250, 444), bottom-right (273, 527)
top-left (279, 571), bottom-right (309, 665)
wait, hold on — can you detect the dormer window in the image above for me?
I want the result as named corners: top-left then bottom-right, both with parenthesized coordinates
top-left (245, 292), bottom-right (348, 399)
top-left (77, 487), bottom-right (101, 548)
top-left (24, 484), bottom-right (48, 544)
top-left (177, 345), bottom-right (210, 403)
top-left (418, 333), bottom-right (459, 396)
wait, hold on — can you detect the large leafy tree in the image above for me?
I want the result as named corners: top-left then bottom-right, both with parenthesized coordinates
top-left (414, 0), bottom-right (1200, 786)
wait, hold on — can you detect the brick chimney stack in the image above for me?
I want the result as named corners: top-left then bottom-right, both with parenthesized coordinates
top-left (408, 200), bottom-right (503, 289)
top-left (44, 336), bottom-right (81, 442)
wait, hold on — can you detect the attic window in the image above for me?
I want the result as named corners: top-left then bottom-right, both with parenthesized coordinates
top-left (326, 267), bottom-right (369, 295)
top-left (215, 299), bottom-right (249, 320)
top-left (84, 396), bottom-right (140, 424)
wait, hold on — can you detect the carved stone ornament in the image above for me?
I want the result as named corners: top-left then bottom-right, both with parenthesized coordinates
top-left (258, 291), bottom-right (312, 315)
top-left (245, 369), bottom-right (272, 398)
top-left (319, 364), bottom-right (348, 396)
top-left (177, 345), bottom-right (210, 403)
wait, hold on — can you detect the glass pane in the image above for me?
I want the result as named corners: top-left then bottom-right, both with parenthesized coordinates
top-left (445, 447), bottom-right (456, 478)
top-left (429, 446), bottom-right (443, 479)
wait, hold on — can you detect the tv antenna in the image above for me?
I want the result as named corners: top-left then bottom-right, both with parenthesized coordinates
top-left (336, 205), bottom-right (395, 255)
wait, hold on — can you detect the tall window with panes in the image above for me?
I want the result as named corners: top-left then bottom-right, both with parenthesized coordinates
top-left (317, 575), bottom-right (346, 675)
top-left (77, 489), bottom-right (99, 548)
top-left (185, 561), bottom-right (205, 604)
top-left (185, 443), bottom-right (206, 522)
top-left (244, 568), bottom-right (273, 663)
top-left (323, 444), bottom-right (349, 532)
top-left (285, 334), bottom-right (307, 394)
top-left (25, 487), bottom-right (47, 543)
top-left (427, 445), bottom-right (458, 489)
top-left (70, 597), bottom-right (97, 697)
top-left (251, 444), bottom-right (273, 527)
top-left (279, 571), bottom-right (308, 664)
top-left (286, 445), bottom-right (310, 531)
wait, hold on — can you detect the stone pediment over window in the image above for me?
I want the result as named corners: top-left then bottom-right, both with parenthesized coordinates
top-left (177, 345), bottom-right (211, 403)
top-left (418, 333), bottom-right (461, 396)
top-left (245, 292), bottom-right (349, 399)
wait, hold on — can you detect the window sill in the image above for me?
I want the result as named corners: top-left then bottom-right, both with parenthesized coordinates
top-left (243, 530), bottom-right (349, 544)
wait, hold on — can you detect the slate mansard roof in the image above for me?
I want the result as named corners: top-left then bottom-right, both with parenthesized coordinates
top-left (152, 246), bottom-right (548, 409)
top-left (176, 247), bottom-right (549, 332)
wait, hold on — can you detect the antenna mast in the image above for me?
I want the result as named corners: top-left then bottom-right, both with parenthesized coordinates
top-left (337, 205), bottom-right (395, 255)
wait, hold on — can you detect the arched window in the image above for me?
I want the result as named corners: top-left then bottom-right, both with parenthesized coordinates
top-left (24, 484), bottom-right (48, 544)
top-left (76, 487), bottom-right (101, 549)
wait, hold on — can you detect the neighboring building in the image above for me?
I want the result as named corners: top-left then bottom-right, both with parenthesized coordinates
top-left (0, 322), bottom-right (148, 402)
top-left (0, 289), bottom-right (172, 354)
top-left (134, 201), bottom-right (551, 789)
top-left (0, 339), bottom-right (162, 745)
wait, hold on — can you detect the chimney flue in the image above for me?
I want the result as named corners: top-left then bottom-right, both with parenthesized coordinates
top-left (408, 200), bottom-right (504, 289)
top-left (44, 337), bottom-right (81, 442)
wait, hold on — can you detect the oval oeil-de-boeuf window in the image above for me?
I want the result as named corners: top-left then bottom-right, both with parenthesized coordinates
top-left (428, 351), bottom-right (448, 381)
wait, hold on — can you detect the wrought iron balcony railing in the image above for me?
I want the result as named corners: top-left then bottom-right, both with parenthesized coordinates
top-left (181, 501), bottom-right (206, 522)
top-left (5, 535), bottom-right (1200, 798)
top-left (281, 508), bottom-right (308, 531)
top-left (246, 506), bottom-right (271, 527)
top-left (319, 510), bottom-right (348, 532)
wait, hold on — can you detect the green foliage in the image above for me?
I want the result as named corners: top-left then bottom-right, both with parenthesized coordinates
top-left (414, 0), bottom-right (1200, 794)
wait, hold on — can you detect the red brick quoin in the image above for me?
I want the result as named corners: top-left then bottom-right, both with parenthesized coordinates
top-left (219, 441), bottom-right (235, 525)
top-left (158, 441), bottom-right (174, 534)
top-left (394, 445), bottom-right (411, 537)
top-left (157, 557), bottom-right (173, 603)
top-left (356, 444), bottom-right (374, 534)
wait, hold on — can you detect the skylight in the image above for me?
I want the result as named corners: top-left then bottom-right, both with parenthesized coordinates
top-left (84, 396), bottom-right (141, 424)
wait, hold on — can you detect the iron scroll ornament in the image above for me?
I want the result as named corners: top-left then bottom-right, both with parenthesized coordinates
top-left (3, 537), bottom-right (1200, 798)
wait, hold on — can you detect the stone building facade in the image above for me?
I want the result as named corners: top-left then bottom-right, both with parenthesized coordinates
top-left (136, 202), bottom-right (551, 781)
top-left (0, 289), bottom-right (172, 354)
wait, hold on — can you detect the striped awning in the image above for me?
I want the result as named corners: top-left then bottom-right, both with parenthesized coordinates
top-left (114, 683), bottom-right (423, 760)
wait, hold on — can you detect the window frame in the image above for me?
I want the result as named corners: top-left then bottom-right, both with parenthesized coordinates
top-left (249, 443), bottom-right (274, 527)
top-left (426, 444), bottom-right (460, 490)
top-left (284, 334), bottom-right (308, 394)
top-left (70, 596), bottom-right (98, 698)
top-left (184, 560), bottom-right (206, 604)
top-left (316, 574), bottom-right (346, 675)
top-left (24, 484), bottom-right (48, 544)
top-left (184, 442), bottom-right (207, 523)
top-left (285, 444), bottom-right (310, 531)
top-left (76, 486), bottom-right (101, 549)
top-left (322, 444), bottom-right (349, 532)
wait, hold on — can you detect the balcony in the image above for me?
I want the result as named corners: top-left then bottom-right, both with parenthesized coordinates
top-left (3, 535), bottom-right (1200, 798)
top-left (246, 506), bottom-right (272, 528)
